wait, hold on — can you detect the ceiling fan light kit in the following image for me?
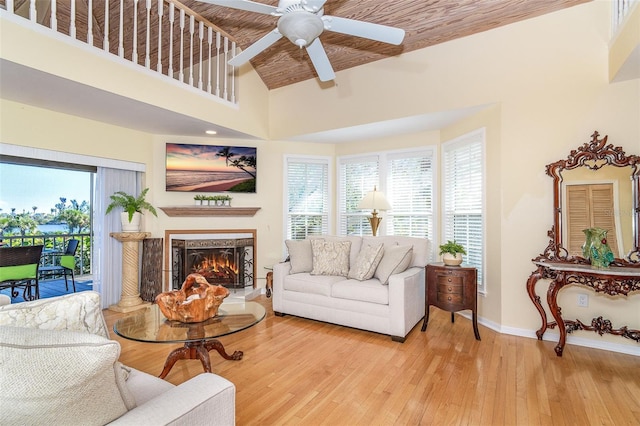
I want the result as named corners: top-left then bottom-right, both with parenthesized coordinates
top-left (278, 12), bottom-right (324, 47)
top-left (201, 0), bottom-right (406, 83)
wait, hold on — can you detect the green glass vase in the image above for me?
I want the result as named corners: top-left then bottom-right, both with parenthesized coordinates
top-left (582, 227), bottom-right (614, 269)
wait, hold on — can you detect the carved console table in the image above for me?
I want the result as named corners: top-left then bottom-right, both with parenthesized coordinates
top-left (526, 261), bottom-right (640, 356)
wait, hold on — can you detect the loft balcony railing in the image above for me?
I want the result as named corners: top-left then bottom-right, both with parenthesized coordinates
top-left (1, 0), bottom-right (238, 104)
top-left (613, 0), bottom-right (639, 35)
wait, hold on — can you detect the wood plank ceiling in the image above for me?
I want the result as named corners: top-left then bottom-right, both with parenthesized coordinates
top-left (15, 0), bottom-right (591, 90)
top-left (179, 0), bottom-right (591, 89)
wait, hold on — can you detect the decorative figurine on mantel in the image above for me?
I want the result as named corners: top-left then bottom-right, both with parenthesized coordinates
top-left (582, 227), bottom-right (615, 269)
top-left (156, 273), bottom-right (229, 323)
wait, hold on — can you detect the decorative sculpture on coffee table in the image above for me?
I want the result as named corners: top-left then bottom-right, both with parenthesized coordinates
top-left (156, 273), bottom-right (229, 323)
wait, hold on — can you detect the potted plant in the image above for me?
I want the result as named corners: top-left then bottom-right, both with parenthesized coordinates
top-left (221, 195), bottom-right (232, 206)
top-left (105, 188), bottom-right (158, 232)
top-left (194, 194), bottom-right (206, 206)
top-left (439, 240), bottom-right (466, 266)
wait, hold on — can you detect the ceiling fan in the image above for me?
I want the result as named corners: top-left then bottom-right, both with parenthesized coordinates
top-left (198, 0), bottom-right (406, 82)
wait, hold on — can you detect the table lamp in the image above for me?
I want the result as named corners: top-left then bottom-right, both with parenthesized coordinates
top-left (357, 186), bottom-right (391, 236)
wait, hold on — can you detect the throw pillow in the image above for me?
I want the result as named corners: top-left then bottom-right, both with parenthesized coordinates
top-left (0, 291), bottom-right (109, 338)
top-left (374, 245), bottom-right (413, 285)
top-left (348, 243), bottom-right (384, 281)
top-left (310, 239), bottom-right (351, 277)
top-left (0, 326), bottom-right (135, 425)
top-left (285, 239), bottom-right (314, 273)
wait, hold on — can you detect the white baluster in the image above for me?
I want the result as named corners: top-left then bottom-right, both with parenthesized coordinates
top-left (198, 22), bottom-right (204, 90)
top-left (145, 0), bottom-right (151, 69)
top-left (87, 0), bottom-right (93, 45)
top-left (6, 0), bottom-right (14, 14)
top-left (29, 0), bottom-right (36, 22)
top-left (70, 0), bottom-right (76, 38)
top-left (179, 9), bottom-right (185, 83)
top-left (168, 3), bottom-right (175, 77)
top-left (132, 0), bottom-right (139, 64)
top-left (118, 0), bottom-right (124, 57)
top-left (223, 37), bottom-right (229, 101)
top-left (215, 32), bottom-right (221, 97)
top-left (189, 15), bottom-right (195, 86)
top-left (103, 0), bottom-right (110, 51)
top-left (207, 27), bottom-right (213, 94)
top-left (230, 41), bottom-right (236, 104)
top-left (157, 0), bottom-right (164, 73)
top-left (51, 0), bottom-right (58, 31)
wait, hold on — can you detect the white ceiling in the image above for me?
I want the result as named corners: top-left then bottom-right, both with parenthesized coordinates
top-left (0, 58), bottom-right (484, 143)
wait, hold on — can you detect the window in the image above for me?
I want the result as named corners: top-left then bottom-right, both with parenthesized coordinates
top-left (284, 156), bottom-right (331, 240)
top-left (386, 151), bottom-right (434, 239)
top-left (338, 156), bottom-right (379, 235)
top-left (338, 149), bottom-right (434, 243)
top-left (442, 129), bottom-right (485, 291)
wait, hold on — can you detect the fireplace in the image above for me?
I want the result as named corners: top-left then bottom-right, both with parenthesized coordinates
top-left (165, 230), bottom-right (256, 291)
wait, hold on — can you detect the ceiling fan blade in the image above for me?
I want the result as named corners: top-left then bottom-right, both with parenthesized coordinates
top-left (305, 38), bottom-right (335, 82)
top-left (197, 0), bottom-right (278, 15)
top-left (301, 0), bottom-right (328, 13)
top-left (228, 30), bottom-right (283, 66)
top-left (323, 16), bottom-right (405, 45)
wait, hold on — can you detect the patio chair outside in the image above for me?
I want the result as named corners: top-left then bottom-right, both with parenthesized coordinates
top-left (0, 245), bottom-right (44, 301)
top-left (39, 239), bottom-right (79, 293)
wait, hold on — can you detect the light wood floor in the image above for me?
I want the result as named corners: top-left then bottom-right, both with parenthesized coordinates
top-left (104, 296), bottom-right (640, 425)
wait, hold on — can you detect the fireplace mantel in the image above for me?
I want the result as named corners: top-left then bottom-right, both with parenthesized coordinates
top-left (159, 206), bottom-right (260, 217)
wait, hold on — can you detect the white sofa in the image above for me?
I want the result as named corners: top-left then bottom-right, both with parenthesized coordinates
top-left (0, 291), bottom-right (235, 426)
top-left (273, 235), bottom-right (430, 342)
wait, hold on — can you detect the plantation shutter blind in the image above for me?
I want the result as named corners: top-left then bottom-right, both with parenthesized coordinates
top-left (338, 156), bottom-right (379, 235)
top-left (286, 157), bottom-right (329, 240)
top-left (566, 183), bottom-right (618, 258)
top-left (386, 151), bottom-right (434, 239)
top-left (443, 133), bottom-right (484, 290)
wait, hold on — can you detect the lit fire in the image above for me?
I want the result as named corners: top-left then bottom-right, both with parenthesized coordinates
top-left (189, 251), bottom-right (238, 284)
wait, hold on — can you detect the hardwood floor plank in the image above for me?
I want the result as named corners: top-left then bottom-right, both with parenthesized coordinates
top-left (104, 296), bottom-right (640, 425)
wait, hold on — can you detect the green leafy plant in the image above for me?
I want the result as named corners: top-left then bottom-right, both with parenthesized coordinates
top-left (105, 188), bottom-right (158, 222)
top-left (439, 240), bottom-right (466, 256)
top-left (194, 195), bottom-right (206, 201)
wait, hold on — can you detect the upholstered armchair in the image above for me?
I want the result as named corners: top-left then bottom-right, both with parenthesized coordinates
top-left (0, 291), bottom-right (236, 425)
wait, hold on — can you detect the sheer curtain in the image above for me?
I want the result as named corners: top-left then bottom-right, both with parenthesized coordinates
top-left (93, 168), bottom-right (141, 308)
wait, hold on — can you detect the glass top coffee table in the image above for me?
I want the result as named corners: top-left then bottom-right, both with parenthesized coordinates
top-left (114, 301), bottom-right (266, 379)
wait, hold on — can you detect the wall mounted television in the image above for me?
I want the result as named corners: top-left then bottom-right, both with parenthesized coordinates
top-left (165, 143), bottom-right (257, 193)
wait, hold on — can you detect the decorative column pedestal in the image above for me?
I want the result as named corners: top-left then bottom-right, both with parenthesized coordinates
top-left (109, 232), bottom-right (151, 313)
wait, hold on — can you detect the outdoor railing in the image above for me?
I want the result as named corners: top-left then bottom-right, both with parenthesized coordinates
top-left (1, 0), bottom-right (238, 104)
top-left (0, 233), bottom-right (91, 277)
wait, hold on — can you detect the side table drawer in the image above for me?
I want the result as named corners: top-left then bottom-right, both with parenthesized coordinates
top-left (437, 292), bottom-right (463, 304)
top-left (437, 282), bottom-right (462, 295)
top-left (437, 275), bottom-right (463, 286)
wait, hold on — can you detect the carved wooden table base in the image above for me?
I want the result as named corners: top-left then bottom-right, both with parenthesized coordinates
top-left (159, 339), bottom-right (243, 379)
top-left (527, 261), bottom-right (640, 356)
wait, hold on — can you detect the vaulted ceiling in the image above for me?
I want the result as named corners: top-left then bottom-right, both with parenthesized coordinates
top-left (178, 0), bottom-right (590, 89)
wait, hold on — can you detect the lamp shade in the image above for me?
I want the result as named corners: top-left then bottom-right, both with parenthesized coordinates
top-left (357, 187), bottom-right (391, 211)
top-left (278, 12), bottom-right (324, 48)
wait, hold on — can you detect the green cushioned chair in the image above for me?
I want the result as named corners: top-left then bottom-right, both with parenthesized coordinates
top-left (0, 245), bottom-right (44, 301)
top-left (39, 239), bottom-right (79, 293)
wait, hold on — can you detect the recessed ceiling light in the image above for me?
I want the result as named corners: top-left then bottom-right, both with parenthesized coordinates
top-left (205, 130), bottom-right (217, 135)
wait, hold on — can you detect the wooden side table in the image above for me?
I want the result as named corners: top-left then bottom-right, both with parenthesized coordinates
top-left (421, 262), bottom-right (481, 340)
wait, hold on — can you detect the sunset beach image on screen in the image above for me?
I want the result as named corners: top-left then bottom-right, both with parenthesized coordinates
top-left (166, 143), bottom-right (257, 193)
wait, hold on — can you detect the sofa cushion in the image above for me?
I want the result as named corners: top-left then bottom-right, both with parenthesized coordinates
top-left (0, 325), bottom-right (135, 425)
top-left (285, 239), bottom-right (313, 273)
top-left (310, 239), bottom-right (351, 277)
top-left (374, 245), bottom-right (413, 284)
top-left (348, 243), bottom-right (384, 281)
top-left (0, 291), bottom-right (109, 338)
top-left (310, 235), bottom-right (362, 268)
top-left (284, 273), bottom-right (344, 297)
top-left (331, 279), bottom-right (389, 305)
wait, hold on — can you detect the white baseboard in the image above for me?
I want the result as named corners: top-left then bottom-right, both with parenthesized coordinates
top-left (456, 312), bottom-right (640, 357)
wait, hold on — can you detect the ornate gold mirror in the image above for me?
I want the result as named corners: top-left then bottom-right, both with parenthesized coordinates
top-left (536, 131), bottom-right (639, 266)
